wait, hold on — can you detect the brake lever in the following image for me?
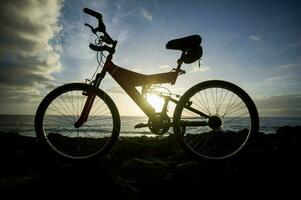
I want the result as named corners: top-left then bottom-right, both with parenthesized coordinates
top-left (84, 23), bottom-right (97, 34)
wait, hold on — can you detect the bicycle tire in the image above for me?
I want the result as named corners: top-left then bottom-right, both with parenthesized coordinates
top-left (35, 83), bottom-right (120, 161)
top-left (173, 80), bottom-right (259, 160)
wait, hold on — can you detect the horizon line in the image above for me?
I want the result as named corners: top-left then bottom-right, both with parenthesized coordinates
top-left (0, 114), bottom-right (300, 118)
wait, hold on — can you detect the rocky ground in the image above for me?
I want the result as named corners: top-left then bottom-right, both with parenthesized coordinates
top-left (0, 126), bottom-right (300, 199)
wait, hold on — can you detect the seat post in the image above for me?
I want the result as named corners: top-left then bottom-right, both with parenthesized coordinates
top-left (175, 51), bottom-right (185, 72)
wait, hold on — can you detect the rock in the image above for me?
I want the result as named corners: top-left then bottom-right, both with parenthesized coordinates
top-left (0, 127), bottom-right (300, 198)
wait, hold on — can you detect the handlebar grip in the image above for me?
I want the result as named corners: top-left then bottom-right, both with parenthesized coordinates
top-left (89, 44), bottom-right (115, 54)
top-left (83, 8), bottom-right (102, 19)
top-left (83, 8), bottom-right (106, 32)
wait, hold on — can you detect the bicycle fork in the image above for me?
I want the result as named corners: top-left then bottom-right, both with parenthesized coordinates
top-left (74, 71), bottom-right (106, 128)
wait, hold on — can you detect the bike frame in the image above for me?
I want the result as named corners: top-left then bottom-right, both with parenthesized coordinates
top-left (74, 52), bottom-right (209, 128)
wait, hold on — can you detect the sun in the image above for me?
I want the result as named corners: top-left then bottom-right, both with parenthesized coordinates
top-left (147, 94), bottom-right (165, 112)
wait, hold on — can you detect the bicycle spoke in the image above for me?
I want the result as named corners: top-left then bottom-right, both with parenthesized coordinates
top-left (88, 107), bottom-right (110, 120)
top-left (66, 127), bottom-right (76, 137)
top-left (77, 91), bottom-right (79, 118)
top-left (222, 92), bottom-right (234, 117)
top-left (81, 127), bottom-right (94, 138)
top-left (226, 104), bottom-right (247, 116)
top-left (86, 114), bottom-right (112, 124)
top-left (55, 97), bottom-right (77, 121)
top-left (223, 111), bottom-right (249, 124)
top-left (80, 91), bottom-right (85, 116)
top-left (65, 91), bottom-right (79, 117)
top-left (216, 88), bottom-right (224, 113)
top-left (46, 106), bottom-right (74, 123)
top-left (226, 100), bottom-right (244, 114)
top-left (218, 89), bottom-right (229, 114)
top-left (192, 96), bottom-right (210, 115)
top-left (210, 88), bottom-right (218, 114)
top-left (45, 113), bottom-right (73, 124)
top-left (223, 95), bottom-right (239, 117)
top-left (44, 117), bottom-right (73, 125)
top-left (59, 95), bottom-right (76, 118)
top-left (83, 126), bottom-right (113, 133)
top-left (193, 95), bottom-right (210, 115)
top-left (89, 101), bottom-right (106, 117)
top-left (199, 90), bottom-right (211, 115)
top-left (204, 89), bottom-right (212, 115)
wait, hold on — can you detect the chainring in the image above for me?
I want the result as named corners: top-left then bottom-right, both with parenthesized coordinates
top-left (148, 114), bottom-right (171, 135)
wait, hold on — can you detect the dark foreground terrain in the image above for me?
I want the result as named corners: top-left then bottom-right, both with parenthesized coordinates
top-left (0, 126), bottom-right (300, 199)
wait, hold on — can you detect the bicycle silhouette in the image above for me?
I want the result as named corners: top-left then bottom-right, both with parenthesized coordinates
top-left (35, 8), bottom-right (259, 161)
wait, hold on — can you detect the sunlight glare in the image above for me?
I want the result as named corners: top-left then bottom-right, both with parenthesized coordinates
top-left (147, 94), bottom-right (165, 112)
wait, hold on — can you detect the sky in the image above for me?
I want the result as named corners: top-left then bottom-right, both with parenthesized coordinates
top-left (0, 0), bottom-right (301, 117)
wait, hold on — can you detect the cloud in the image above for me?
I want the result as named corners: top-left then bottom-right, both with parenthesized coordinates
top-left (249, 35), bottom-right (261, 42)
top-left (288, 39), bottom-right (301, 47)
top-left (255, 94), bottom-right (301, 117)
top-left (0, 0), bottom-right (62, 110)
top-left (141, 9), bottom-right (153, 21)
top-left (109, 4), bottom-right (132, 43)
top-left (248, 62), bottom-right (301, 97)
top-left (117, 30), bottom-right (129, 43)
top-left (190, 65), bottom-right (210, 73)
top-left (280, 63), bottom-right (300, 69)
top-left (115, 2), bottom-right (121, 11)
top-left (159, 65), bottom-right (171, 69)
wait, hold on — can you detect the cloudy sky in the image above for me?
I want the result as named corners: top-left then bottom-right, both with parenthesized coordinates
top-left (0, 0), bottom-right (300, 117)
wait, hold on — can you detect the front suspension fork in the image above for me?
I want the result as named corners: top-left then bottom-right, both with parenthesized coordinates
top-left (74, 72), bottom-right (105, 128)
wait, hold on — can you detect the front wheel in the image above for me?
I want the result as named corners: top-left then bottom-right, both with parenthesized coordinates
top-left (35, 83), bottom-right (120, 161)
top-left (173, 80), bottom-right (259, 160)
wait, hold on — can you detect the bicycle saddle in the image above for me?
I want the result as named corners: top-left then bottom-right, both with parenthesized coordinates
top-left (166, 35), bottom-right (202, 50)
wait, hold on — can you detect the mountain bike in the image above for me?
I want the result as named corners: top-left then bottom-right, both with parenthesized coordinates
top-left (35, 8), bottom-right (259, 161)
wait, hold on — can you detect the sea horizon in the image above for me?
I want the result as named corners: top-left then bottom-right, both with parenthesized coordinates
top-left (0, 114), bottom-right (300, 137)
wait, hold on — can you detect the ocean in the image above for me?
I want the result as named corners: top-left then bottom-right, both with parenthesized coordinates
top-left (0, 115), bottom-right (300, 137)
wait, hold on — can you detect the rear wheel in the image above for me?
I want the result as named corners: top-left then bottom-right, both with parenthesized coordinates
top-left (173, 80), bottom-right (259, 160)
top-left (35, 83), bottom-right (120, 161)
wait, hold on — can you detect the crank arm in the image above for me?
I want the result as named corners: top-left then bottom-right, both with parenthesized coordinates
top-left (134, 123), bottom-right (148, 129)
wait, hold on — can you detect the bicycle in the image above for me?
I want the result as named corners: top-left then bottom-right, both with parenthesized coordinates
top-left (35, 8), bottom-right (259, 161)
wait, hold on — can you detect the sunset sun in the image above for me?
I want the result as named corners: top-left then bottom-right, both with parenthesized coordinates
top-left (146, 94), bottom-right (165, 112)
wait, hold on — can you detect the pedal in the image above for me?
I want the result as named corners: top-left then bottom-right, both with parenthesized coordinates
top-left (134, 123), bottom-right (148, 129)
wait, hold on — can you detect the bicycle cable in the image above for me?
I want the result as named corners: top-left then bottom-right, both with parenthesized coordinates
top-left (88, 35), bottom-right (105, 82)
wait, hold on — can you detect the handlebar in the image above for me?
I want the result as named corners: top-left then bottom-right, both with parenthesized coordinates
top-left (83, 8), bottom-right (103, 19)
top-left (83, 8), bottom-right (105, 32)
top-left (103, 31), bottom-right (115, 45)
top-left (89, 44), bottom-right (115, 54)
top-left (84, 23), bottom-right (97, 34)
top-left (83, 8), bottom-right (117, 53)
